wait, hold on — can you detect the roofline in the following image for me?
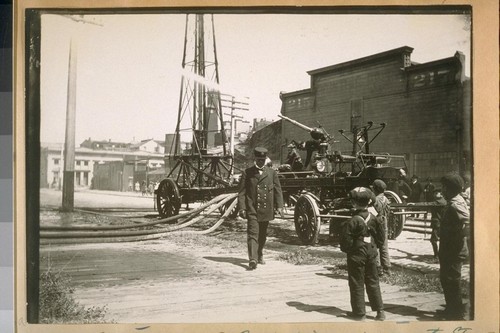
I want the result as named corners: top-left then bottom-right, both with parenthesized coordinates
top-left (307, 46), bottom-right (414, 76)
top-left (403, 55), bottom-right (461, 72)
top-left (279, 88), bottom-right (313, 100)
top-left (43, 146), bottom-right (164, 158)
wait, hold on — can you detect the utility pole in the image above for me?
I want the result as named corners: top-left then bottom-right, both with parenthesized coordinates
top-left (221, 94), bottom-right (249, 157)
top-left (61, 38), bottom-right (77, 212)
top-left (60, 15), bottom-right (102, 210)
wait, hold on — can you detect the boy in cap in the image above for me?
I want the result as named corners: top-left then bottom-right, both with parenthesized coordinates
top-left (238, 147), bottom-right (284, 270)
top-left (340, 187), bottom-right (385, 321)
top-left (437, 173), bottom-right (470, 320)
top-left (371, 179), bottom-right (391, 276)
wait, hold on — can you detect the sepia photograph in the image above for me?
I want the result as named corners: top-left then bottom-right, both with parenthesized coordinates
top-left (14, 1), bottom-right (499, 332)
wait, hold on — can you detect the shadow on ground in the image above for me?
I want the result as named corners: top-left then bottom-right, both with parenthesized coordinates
top-left (383, 302), bottom-right (438, 321)
top-left (287, 301), bottom-right (346, 318)
top-left (288, 301), bottom-right (440, 321)
top-left (203, 256), bottom-right (248, 270)
top-left (392, 249), bottom-right (439, 264)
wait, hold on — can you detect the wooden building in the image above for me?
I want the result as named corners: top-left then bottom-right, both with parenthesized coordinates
top-left (279, 46), bottom-right (471, 180)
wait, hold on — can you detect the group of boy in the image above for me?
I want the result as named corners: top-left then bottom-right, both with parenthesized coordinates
top-left (238, 147), bottom-right (469, 321)
top-left (341, 173), bottom-right (470, 321)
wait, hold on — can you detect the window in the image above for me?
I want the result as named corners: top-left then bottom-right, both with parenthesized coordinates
top-left (84, 160), bottom-right (89, 166)
top-left (350, 99), bottom-right (363, 132)
top-left (53, 158), bottom-right (59, 165)
top-left (403, 54), bottom-right (411, 68)
top-left (76, 160), bottom-right (81, 166)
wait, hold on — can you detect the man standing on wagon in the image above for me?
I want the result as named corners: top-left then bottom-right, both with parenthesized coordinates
top-left (238, 147), bottom-right (284, 270)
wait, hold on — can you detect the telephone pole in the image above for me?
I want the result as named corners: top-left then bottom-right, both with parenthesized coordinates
top-left (222, 94), bottom-right (249, 161)
top-left (61, 38), bottom-right (77, 211)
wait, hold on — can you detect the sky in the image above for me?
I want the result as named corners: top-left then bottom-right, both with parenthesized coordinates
top-left (40, 11), bottom-right (471, 145)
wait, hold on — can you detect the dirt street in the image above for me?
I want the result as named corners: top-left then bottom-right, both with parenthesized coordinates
top-left (39, 188), bottom-right (471, 323)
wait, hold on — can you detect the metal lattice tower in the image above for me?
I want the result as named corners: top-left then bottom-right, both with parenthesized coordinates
top-left (173, 14), bottom-right (227, 157)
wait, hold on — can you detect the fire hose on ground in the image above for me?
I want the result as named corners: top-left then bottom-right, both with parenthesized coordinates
top-left (40, 193), bottom-right (239, 245)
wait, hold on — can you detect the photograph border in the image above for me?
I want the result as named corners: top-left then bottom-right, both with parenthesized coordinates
top-left (14, 1), bottom-right (499, 332)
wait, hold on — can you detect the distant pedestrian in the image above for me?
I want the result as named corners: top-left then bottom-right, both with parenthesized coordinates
top-left (141, 181), bottom-right (147, 196)
top-left (135, 181), bottom-right (140, 192)
top-left (424, 178), bottom-right (436, 202)
top-left (409, 175), bottom-right (424, 203)
top-left (423, 178), bottom-right (436, 219)
top-left (429, 191), bottom-right (447, 259)
top-left (437, 173), bottom-right (470, 320)
top-left (371, 179), bottom-right (391, 276)
top-left (238, 147), bottom-right (284, 270)
top-left (340, 187), bottom-right (385, 321)
top-left (409, 175), bottom-right (424, 218)
top-left (395, 169), bottom-right (412, 202)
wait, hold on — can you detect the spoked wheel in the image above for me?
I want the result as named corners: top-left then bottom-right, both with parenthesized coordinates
top-left (156, 178), bottom-right (181, 218)
top-left (294, 194), bottom-right (321, 245)
top-left (384, 190), bottom-right (405, 240)
top-left (218, 197), bottom-right (239, 218)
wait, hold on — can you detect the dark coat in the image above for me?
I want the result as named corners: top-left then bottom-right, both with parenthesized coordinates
top-left (439, 194), bottom-right (469, 260)
top-left (410, 180), bottom-right (424, 202)
top-left (340, 209), bottom-right (385, 261)
top-left (238, 165), bottom-right (284, 222)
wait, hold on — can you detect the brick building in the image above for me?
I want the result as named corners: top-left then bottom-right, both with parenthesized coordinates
top-left (279, 46), bottom-right (471, 180)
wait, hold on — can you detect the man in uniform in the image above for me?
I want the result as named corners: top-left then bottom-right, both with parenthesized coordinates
top-left (238, 147), bottom-right (284, 270)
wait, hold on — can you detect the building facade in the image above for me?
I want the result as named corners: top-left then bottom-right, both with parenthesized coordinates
top-left (40, 141), bottom-right (165, 190)
top-left (279, 46), bottom-right (471, 180)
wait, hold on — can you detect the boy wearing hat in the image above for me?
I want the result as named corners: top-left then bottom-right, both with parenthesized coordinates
top-left (437, 173), bottom-right (470, 320)
top-left (238, 147), bottom-right (284, 270)
top-left (371, 179), bottom-right (391, 276)
top-left (340, 187), bottom-right (385, 321)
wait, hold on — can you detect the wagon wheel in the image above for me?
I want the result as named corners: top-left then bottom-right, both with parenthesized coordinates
top-left (294, 194), bottom-right (321, 245)
top-left (384, 190), bottom-right (405, 240)
top-left (218, 198), bottom-right (239, 218)
top-left (156, 178), bottom-right (181, 218)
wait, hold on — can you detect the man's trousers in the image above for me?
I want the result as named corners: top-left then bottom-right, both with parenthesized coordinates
top-left (347, 255), bottom-right (384, 315)
top-left (247, 219), bottom-right (269, 262)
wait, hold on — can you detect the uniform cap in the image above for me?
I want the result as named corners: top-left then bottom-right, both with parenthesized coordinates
top-left (349, 187), bottom-right (374, 205)
top-left (440, 173), bottom-right (464, 195)
top-left (253, 147), bottom-right (268, 159)
top-left (372, 179), bottom-right (387, 193)
top-left (287, 143), bottom-right (296, 148)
